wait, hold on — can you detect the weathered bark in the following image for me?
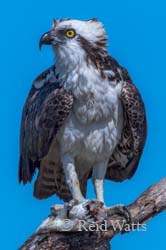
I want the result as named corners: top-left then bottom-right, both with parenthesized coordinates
top-left (20, 178), bottom-right (166, 250)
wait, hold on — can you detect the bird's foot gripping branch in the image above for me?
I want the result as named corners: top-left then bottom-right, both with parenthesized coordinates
top-left (38, 200), bottom-right (131, 233)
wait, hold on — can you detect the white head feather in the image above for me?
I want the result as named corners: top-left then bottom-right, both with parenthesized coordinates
top-left (52, 19), bottom-right (108, 71)
top-left (55, 19), bottom-right (107, 44)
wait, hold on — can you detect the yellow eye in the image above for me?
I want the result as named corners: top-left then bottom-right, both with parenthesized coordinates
top-left (66, 29), bottom-right (76, 38)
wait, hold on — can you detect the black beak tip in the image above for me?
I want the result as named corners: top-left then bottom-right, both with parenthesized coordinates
top-left (39, 31), bottom-right (51, 51)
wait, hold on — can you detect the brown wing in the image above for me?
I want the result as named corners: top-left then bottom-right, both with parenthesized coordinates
top-left (19, 65), bottom-right (73, 184)
top-left (106, 67), bottom-right (147, 182)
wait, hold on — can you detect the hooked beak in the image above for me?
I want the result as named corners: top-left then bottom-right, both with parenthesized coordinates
top-left (39, 31), bottom-right (54, 50)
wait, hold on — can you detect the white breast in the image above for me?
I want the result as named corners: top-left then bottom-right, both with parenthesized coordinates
top-left (58, 63), bottom-right (124, 166)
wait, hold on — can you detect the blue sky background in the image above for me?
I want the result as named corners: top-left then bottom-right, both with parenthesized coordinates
top-left (1, 0), bottom-right (166, 249)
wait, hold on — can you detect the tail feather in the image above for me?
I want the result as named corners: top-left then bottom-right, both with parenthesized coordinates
top-left (33, 159), bottom-right (72, 201)
top-left (34, 159), bottom-right (57, 199)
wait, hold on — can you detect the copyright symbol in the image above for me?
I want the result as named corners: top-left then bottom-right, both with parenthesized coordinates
top-left (62, 219), bottom-right (73, 231)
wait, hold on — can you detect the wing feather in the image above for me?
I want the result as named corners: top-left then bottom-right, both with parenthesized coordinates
top-left (19, 66), bottom-right (73, 184)
top-left (106, 65), bottom-right (147, 182)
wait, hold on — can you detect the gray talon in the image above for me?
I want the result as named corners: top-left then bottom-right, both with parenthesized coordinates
top-left (108, 204), bottom-right (131, 224)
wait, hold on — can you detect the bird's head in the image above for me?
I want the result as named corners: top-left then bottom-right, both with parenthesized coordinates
top-left (39, 18), bottom-right (108, 67)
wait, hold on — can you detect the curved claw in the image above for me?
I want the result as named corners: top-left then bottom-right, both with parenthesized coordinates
top-left (107, 204), bottom-right (131, 224)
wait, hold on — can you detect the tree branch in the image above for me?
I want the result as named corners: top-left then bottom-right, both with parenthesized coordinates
top-left (20, 178), bottom-right (166, 250)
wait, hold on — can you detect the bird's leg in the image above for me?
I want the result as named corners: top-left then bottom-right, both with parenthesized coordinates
top-left (92, 161), bottom-right (108, 203)
top-left (62, 154), bottom-right (85, 203)
top-left (92, 162), bottom-right (131, 223)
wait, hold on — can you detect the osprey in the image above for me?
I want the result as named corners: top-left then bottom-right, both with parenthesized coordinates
top-left (19, 19), bottom-right (147, 204)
